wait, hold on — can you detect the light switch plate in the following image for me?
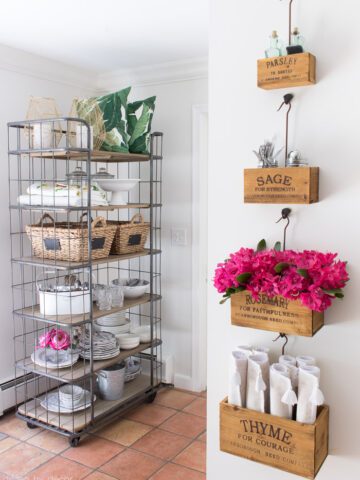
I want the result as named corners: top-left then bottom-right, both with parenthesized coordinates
top-left (171, 228), bottom-right (187, 246)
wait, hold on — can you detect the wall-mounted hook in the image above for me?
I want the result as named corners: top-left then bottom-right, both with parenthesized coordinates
top-left (276, 208), bottom-right (291, 250)
top-left (281, 0), bottom-right (294, 45)
top-left (277, 93), bottom-right (293, 167)
top-left (273, 332), bottom-right (289, 355)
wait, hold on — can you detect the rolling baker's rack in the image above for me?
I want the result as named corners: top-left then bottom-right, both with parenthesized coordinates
top-left (8, 117), bottom-right (163, 446)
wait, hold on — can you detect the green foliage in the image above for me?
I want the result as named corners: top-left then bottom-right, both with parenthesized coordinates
top-left (256, 239), bottom-right (267, 252)
top-left (296, 268), bottom-right (309, 278)
top-left (236, 272), bottom-right (252, 283)
top-left (275, 262), bottom-right (291, 273)
top-left (273, 241), bottom-right (282, 251)
top-left (127, 96), bottom-right (156, 154)
top-left (321, 287), bottom-right (344, 298)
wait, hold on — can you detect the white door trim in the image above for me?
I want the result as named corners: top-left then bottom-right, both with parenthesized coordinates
top-left (191, 104), bottom-right (208, 392)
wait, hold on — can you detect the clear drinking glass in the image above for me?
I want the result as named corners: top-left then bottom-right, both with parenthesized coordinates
top-left (110, 285), bottom-right (124, 307)
top-left (96, 287), bottom-right (112, 310)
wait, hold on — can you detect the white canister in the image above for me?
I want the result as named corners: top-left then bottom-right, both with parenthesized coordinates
top-left (76, 125), bottom-right (94, 150)
top-left (32, 123), bottom-right (54, 149)
top-left (39, 290), bottom-right (91, 316)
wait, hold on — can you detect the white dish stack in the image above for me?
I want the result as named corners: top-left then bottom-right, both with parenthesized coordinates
top-left (95, 311), bottom-right (130, 337)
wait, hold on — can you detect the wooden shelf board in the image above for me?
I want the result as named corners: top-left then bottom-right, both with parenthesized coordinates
top-left (20, 150), bottom-right (149, 163)
top-left (12, 249), bottom-right (161, 269)
top-left (14, 294), bottom-right (161, 325)
top-left (18, 339), bottom-right (161, 382)
top-left (18, 374), bottom-right (152, 433)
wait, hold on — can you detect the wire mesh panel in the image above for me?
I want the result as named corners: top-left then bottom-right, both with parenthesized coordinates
top-left (8, 118), bottom-right (163, 445)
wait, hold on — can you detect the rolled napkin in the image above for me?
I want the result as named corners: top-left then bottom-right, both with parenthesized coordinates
top-left (253, 346), bottom-right (270, 356)
top-left (296, 365), bottom-right (324, 424)
top-left (296, 355), bottom-right (316, 368)
top-left (228, 351), bottom-right (248, 407)
top-left (279, 354), bottom-right (299, 390)
top-left (270, 363), bottom-right (297, 419)
top-left (237, 345), bottom-right (253, 357)
top-left (246, 353), bottom-right (269, 413)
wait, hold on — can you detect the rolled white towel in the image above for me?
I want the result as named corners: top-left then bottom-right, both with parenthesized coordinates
top-left (279, 354), bottom-right (299, 390)
top-left (296, 355), bottom-right (316, 368)
top-left (246, 353), bottom-right (269, 413)
top-left (228, 351), bottom-right (248, 407)
top-left (270, 363), bottom-right (297, 419)
top-left (236, 345), bottom-right (253, 357)
top-left (296, 365), bottom-right (324, 424)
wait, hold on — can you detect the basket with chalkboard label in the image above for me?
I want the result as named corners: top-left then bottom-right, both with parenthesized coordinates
top-left (108, 213), bottom-right (150, 255)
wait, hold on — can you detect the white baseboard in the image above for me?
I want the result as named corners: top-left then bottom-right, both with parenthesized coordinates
top-left (174, 373), bottom-right (195, 391)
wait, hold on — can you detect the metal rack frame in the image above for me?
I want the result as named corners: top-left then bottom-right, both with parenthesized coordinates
top-left (7, 117), bottom-right (163, 446)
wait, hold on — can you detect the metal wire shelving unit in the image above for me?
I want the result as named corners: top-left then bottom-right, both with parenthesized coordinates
top-left (8, 117), bottom-right (163, 446)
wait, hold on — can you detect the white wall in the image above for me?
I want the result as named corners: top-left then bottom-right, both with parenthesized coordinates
top-left (0, 46), bottom-right (95, 382)
top-left (208, 0), bottom-right (360, 479)
top-left (128, 79), bottom-right (208, 389)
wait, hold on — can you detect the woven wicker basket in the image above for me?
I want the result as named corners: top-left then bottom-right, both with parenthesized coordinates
top-left (108, 214), bottom-right (150, 255)
top-left (26, 213), bottom-right (117, 262)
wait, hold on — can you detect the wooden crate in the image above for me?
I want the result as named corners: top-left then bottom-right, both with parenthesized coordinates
top-left (257, 53), bottom-right (316, 90)
top-left (231, 291), bottom-right (324, 337)
top-left (244, 167), bottom-right (319, 204)
top-left (220, 398), bottom-right (329, 479)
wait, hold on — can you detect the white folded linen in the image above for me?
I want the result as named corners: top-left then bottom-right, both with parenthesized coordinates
top-left (18, 194), bottom-right (108, 207)
top-left (246, 353), bottom-right (269, 413)
top-left (18, 181), bottom-right (108, 206)
top-left (228, 351), bottom-right (248, 407)
top-left (296, 365), bottom-right (324, 424)
top-left (279, 354), bottom-right (299, 390)
top-left (236, 345), bottom-right (253, 357)
top-left (296, 355), bottom-right (316, 368)
top-left (270, 363), bottom-right (297, 419)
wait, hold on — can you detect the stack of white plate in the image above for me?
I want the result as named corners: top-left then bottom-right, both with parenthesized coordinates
top-left (117, 334), bottom-right (140, 350)
top-left (79, 331), bottom-right (120, 360)
top-left (41, 388), bottom-right (95, 413)
top-left (95, 321), bottom-right (130, 336)
top-left (97, 311), bottom-right (127, 327)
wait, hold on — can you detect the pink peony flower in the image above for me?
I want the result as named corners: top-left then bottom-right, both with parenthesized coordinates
top-left (36, 330), bottom-right (54, 349)
top-left (49, 329), bottom-right (71, 350)
top-left (213, 243), bottom-right (349, 312)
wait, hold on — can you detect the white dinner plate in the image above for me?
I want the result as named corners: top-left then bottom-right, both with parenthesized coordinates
top-left (31, 349), bottom-right (79, 369)
top-left (40, 390), bottom-right (95, 413)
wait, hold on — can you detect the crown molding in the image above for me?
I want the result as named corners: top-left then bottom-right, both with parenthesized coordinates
top-left (95, 56), bottom-right (208, 93)
top-left (0, 44), bottom-right (97, 93)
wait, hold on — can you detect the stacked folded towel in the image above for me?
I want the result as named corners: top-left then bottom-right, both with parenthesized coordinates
top-left (18, 182), bottom-right (108, 206)
top-left (228, 346), bottom-right (324, 424)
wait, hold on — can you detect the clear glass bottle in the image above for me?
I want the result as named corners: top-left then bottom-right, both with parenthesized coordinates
top-left (291, 27), bottom-right (305, 50)
top-left (265, 31), bottom-right (284, 58)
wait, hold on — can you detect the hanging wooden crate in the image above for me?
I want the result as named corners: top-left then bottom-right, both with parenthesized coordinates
top-left (231, 291), bottom-right (324, 337)
top-left (244, 167), bottom-right (319, 204)
top-left (220, 398), bottom-right (329, 479)
top-left (257, 53), bottom-right (316, 90)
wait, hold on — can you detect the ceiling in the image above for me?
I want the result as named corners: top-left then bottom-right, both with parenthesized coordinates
top-left (0, 0), bottom-right (208, 72)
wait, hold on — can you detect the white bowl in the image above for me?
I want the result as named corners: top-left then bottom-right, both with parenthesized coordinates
top-left (94, 179), bottom-right (140, 205)
top-left (111, 279), bottom-right (149, 299)
top-left (131, 326), bottom-right (151, 343)
top-left (59, 385), bottom-right (84, 407)
top-left (117, 334), bottom-right (140, 349)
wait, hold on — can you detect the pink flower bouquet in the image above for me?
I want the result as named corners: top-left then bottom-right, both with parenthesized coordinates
top-left (37, 328), bottom-right (71, 350)
top-left (214, 239), bottom-right (349, 312)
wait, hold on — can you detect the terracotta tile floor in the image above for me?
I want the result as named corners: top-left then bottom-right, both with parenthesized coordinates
top-left (0, 388), bottom-right (206, 479)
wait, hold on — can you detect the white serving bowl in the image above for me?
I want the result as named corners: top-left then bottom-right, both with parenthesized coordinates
top-left (131, 326), bottom-right (151, 343)
top-left (111, 279), bottom-right (149, 299)
top-left (117, 334), bottom-right (140, 350)
top-left (94, 179), bottom-right (140, 205)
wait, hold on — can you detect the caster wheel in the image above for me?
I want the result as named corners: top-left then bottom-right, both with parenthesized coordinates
top-left (69, 436), bottom-right (80, 447)
top-left (27, 422), bottom-right (37, 429)
top-left (146, 392), bottom-right (157, 404)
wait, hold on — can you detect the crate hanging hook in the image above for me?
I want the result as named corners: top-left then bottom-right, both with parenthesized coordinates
top-left (281, 0), bottom-right (294, 45)
top-left (273, 332), bottom-right (289, 355)
top-left (277, 93), bottom-right (293, 167)
top-left (276, 207), bottom-right (291, 250)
